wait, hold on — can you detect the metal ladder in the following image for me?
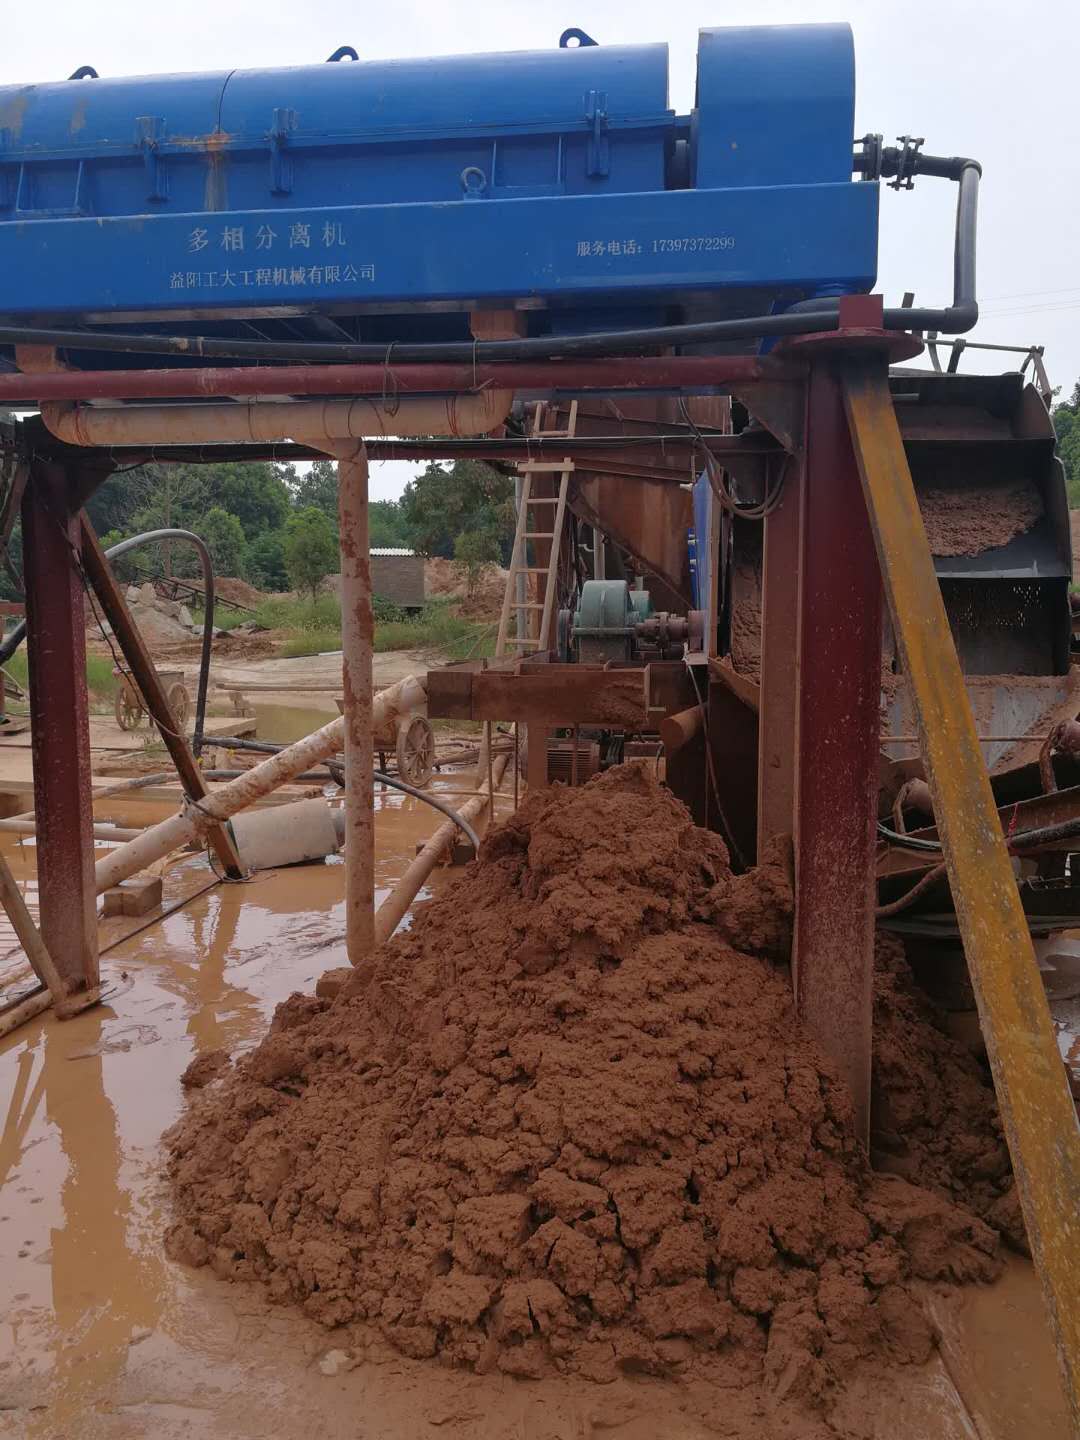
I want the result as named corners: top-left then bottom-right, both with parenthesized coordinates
top-left (495, 400), bottom-right (576, 658)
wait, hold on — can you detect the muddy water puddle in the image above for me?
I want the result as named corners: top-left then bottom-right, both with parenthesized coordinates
top-left (0, 785), bottom-right (1071, 1437)
top-left (250, 699), bottom-right (340, 745)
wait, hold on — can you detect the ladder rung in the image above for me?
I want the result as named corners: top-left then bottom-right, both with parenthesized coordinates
top-left (523, 532), bottom-right (553, 540)
top-left (516, 462), bottom-right (575, 473)
top-left (508, 638), bottom-right (543, 646)
top-left (523, 496), bottom-right (561, 503)
top-left (515, 603), bottom-right (545, 610)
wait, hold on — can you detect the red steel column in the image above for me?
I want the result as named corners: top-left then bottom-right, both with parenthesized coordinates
top-left (21, 460), bottom-right (98, 993)
top-left (792, 361), bottom-right (882, 1143)
top-left (757, 455), bottom-right (804, 859)
top-left (335, 447), bottom-right (375, 965)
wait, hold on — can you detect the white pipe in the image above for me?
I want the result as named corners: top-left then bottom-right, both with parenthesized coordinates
top-left (374, 748), bottom-right (511, 945)
top-left (39, 390), bottom-right (512, 448)
top-left (94, 675), bottom-right (426, 894)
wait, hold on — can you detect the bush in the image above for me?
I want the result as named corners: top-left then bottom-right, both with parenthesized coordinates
top-left (453, 528), bottom-right (501, 597)
top-left (254, 594), bottom-right (342, 631)
top-left (3, 648), bottom-right (117, 702)
top-left (245, 529), bottom-right (289, 591)
top-left (372, 593), bottom-right (406, 623)
top-left (278, 628), bottom-right (342, 658)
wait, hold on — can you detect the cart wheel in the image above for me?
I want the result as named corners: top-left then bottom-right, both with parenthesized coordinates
top-left (115, 683), bottom-right (143, 731)
top-left (168, 681), bottom-right (191, 731)
top-left (396, 715), bottom-right (435, 788)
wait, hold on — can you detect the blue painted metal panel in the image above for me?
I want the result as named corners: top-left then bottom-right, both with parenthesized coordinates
top-left (0, 184), bottom-right (877, 317)
top-left (694, 24), bottom-right (855, 188)
top-left (0, 47), bottom-right (672, 218)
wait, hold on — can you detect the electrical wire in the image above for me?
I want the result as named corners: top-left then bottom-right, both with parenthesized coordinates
top-left (683, 656), bottom-right (745, 870)
top-left (678, 399), bottom-right (789, 521)
top-left (205, 734), bottom-right (483, 851)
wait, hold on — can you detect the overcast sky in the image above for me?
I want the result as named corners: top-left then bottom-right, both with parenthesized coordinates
top-left (4, 1), bottom-right (1077, 501)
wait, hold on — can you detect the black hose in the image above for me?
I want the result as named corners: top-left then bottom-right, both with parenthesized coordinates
top-left (101, 529), bottom-right (215, 758)
top-left (0, 151), bottom-right (981, 365)
top-left (880, 808), bottom-right (1080, 859)
top-left (209, 734), bottom-right (483, 850)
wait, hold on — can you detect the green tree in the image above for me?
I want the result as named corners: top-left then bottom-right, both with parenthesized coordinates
top-left (453, 528), bottom-right (500, 597)
top-left (283, 507), bottom-right (337, 603)
top-left (201, 462), bottom-right (293, 540)
top-left (198, 506), bottom-right (248, 577)
top-left (1053, 382), bottom-right (1080, 506)
top-left (399, 460), bottom-right (513, 559)
top-left (84, 459), bottom-right (293, 577)
top-left (370, 499), bottom-right (413, 549)
top-left (292, 458), bottom-right (339, 521)
top-left (245, 529), bottom-right (289, 591)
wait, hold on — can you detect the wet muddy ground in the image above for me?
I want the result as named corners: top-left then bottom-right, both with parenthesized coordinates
top-left (0, 779), bottom-right (1071, 1438)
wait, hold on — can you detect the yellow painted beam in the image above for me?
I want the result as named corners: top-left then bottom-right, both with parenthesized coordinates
top-left (842, 359), bottom-right (1080, 1426)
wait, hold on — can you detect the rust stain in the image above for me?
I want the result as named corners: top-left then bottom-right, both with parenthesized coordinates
top-left (202, 131), bottom-right (231, 213)
top-left (68, 97), bottom-right (88, 135)
top-left (0, 90), bottom-right (30, 138)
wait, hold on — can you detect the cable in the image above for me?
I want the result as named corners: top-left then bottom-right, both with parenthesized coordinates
top-left (683, 657), bottom-right (746, 870)
top-left (205, 734), bottom-right (483, 850)
top-left (680, 399), bottom-right (790, 521)
top-left (876, 863), bottom-right (948, 918)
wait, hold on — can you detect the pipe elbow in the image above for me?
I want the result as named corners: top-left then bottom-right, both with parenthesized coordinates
top-left (38, 400), bottom-right (84, 445)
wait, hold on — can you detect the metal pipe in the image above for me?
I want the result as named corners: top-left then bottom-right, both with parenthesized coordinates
top-left (374, 748), bottom-right (511, 946)
top-left (40, 390), bottom-right (512, 449)
top-left (44, 434), bottom-right (776, 467)
top-left (206, 735), bottom-right (483, 848)
top-left (0, 985), bottom-right (52, 1039)
top-left (334, 446), bottom-right (375, 964)
top-left (93, 674), bottom-right (426, 893)
top-left (1, 356), bottom-right (781, 405)
top-left (659, 704), bottom-right (704, 754)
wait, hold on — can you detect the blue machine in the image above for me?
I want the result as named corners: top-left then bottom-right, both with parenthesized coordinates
top-left (0, 25), bottom-right (875, 335)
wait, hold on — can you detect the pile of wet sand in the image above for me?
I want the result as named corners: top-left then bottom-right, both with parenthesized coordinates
top-left (919, 477), bottom-right (1043, 557)
top-left (166, 764), bottom-right (1013, 1423)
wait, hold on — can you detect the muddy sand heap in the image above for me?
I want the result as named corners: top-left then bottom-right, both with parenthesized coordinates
top-left (919, 476), bottom-right (1043, 558)
top-left (166, 764), bottom-right (1013, 1419)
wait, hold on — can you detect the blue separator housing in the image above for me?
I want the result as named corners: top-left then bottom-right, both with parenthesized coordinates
top-left (0, 23), bottom-right (877, 339)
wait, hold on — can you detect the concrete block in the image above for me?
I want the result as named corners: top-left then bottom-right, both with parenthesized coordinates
top-left (103, 873), bottom-right (164, 918)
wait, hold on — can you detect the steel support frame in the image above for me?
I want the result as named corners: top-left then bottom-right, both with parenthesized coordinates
top-left (78, 516), bottom-right (243, 879)
top-left (20, 459), bottom-right (98, 995)
top-left (791, 357), bottom-right (883, 1145)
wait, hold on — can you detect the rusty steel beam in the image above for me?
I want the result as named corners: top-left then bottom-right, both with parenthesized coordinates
top-left (0, 355), bottom-right (791, 405)
top-left (78, 517), bottom-right (244, 880)
top-left (844, 357), bottom-right (1080, 1428)
top-left (757, 451), bottom-right (804, 861)
top-left (792, 360), bottom-right (882, 1146)
top-left (21, 461), bottom-right (98, 995)
top-left (335, 447), bottom-right (376, 964)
